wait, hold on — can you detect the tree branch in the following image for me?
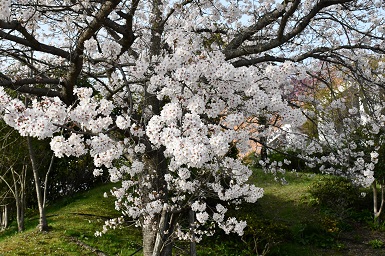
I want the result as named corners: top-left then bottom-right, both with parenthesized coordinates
top-left (0, 78), bottom-right (63, 98)
top-left (225, 0), bottom-right (354, 60)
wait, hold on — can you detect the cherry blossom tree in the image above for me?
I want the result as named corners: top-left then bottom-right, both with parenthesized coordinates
top-left (278, 59), bottom-right (385, 222)
top-left (0, 0), bottom-right (384, 255)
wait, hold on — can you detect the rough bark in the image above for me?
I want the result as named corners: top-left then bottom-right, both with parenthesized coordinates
top-left (142, 220), bottom-right (157, 256)
top-left (141, 0), bottom-right (170, 254)
top-left (141, 148), bottom-right (171, 256)
top-left (15, 197), bottom-right (24, 232)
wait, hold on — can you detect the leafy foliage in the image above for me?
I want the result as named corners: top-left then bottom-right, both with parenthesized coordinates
top-left (308, 176), bottom-right (364, 217)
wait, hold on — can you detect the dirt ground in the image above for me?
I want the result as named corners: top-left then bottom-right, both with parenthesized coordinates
top-left (327, 223), bottom-right (385, 256)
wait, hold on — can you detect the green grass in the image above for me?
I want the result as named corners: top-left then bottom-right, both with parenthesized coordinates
top-left (0, 183), bottom-right (143, 255)
top-left (0, 168), bottom-right (369, 255)
top-left (197, 169), bottom-right (331, 256)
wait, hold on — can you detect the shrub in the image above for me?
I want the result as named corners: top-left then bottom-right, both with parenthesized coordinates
top-left (307, 176), bottom-right (364, 220)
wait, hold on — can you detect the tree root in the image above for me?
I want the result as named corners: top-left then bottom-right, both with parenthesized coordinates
top-left (69, 237), bottom-right (108, 256)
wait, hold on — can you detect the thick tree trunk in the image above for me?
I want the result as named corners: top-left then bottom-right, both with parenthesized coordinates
top-left (142, 0), bottom-right (171, 254)
top-left (142, 220), bottom-right (157, 256)
top-left (141, 150), bottom-right (171, 256)
top-left (27, 137), bottom-right (49, 232)
top-left (153, 205), bottom-right (175, 256)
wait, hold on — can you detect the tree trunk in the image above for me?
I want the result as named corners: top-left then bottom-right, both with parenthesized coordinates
top-left (27, 137), bottom-right (49, 232)
top-left (258, 115), bottom-right (268, 161)
top-left (153, 205), bottom-right (174, 256)
top-left (1, 205), bottom-right (8, 230)
top-left (142, 0), bottom-right (170, 254)
top-left (143, 220), bottom-right (157, 256)
top-left (43, 155), bottom-right (54, 209)
top-left (189, 210), bottom-right (197, 256)
top-left (1, 205), bottom-right (9, 229)
top-left (10, 166), bottom-right (25, 232)
top-left (1, 165), bottom-right (26, 232)
top-left (153, 204), bottom-right (167, 256)
top-left (372, 180), bottom-right (384, 224)
top-left (0, 206), bottom-right (3, 229)
top-left (16, 198), bottom-right (24, 232)
top-left (3, 204), bottom-right (8, 229)
top-left (141, 154), bottom-right (170, 256)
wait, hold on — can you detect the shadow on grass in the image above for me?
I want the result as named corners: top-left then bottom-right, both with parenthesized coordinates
top-left (198, 191), bottom-right (343, 256)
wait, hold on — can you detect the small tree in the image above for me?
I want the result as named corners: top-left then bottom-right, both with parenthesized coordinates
top-left (0, 124), bottom-right (30, 232)
top-left (0, 162), bottom-right (28, 232)
top-left (27, 136), bottom-right (54, 232)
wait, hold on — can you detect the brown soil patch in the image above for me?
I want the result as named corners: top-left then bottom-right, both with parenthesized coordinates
top-left (334, 223), bottom-right (385, 255)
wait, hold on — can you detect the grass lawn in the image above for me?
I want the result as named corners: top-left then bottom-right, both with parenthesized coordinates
top-left (0, 168), bottom-right (383, 255)
top-left (0, 183), bottom-right (143, 255)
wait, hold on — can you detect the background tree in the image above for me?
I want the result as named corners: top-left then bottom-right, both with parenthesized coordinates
top-left (0, 1), bottom-right (384, 255)
top-left (283, 59), bottom-right (385, 222)
top-left (0, 123), bottom-right (30, 232)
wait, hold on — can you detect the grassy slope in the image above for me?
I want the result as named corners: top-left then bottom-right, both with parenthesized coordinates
top-left (0, 170), bottom-right (356, 256)
top-left (0, 183), bottom-right (143, 255)
top-left (251, 170), bottom-right (333, 256)
top-left (197, 170), bottom-right (334, 256)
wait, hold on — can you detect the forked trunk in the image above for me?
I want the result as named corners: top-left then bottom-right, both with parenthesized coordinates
top-left (10, 165), bottom-right (26, 232)
top-left (141, 148), bottom-right (172, 256)
top-left (144, 210), bottom-right (174, 256)
top-left (27, 137), bottom-right (49, 232)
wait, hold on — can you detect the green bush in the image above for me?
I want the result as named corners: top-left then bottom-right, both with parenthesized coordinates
top-left (307, 176), bottom-right (365, 219)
